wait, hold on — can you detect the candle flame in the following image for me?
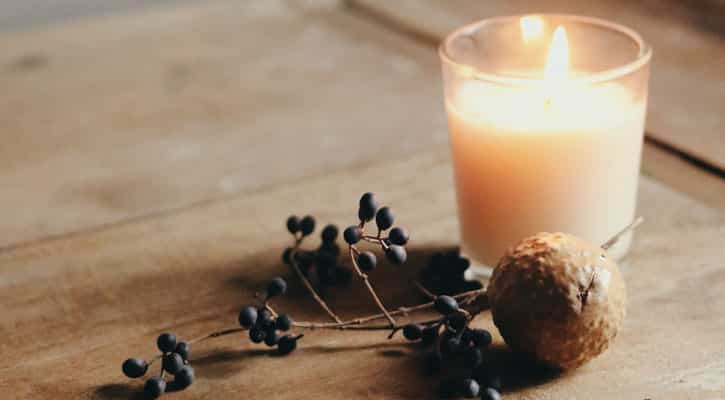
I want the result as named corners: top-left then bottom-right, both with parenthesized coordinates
top-left (520, 16), bottom-right (544, 43)
top-left (544, 26), bottom-right (569, 82)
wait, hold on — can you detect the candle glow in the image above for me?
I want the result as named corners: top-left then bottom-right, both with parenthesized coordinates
top-left (441, 16), bottom-right (650, 268)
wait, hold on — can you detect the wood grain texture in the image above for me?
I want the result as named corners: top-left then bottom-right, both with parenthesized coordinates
top-left (0, 0), bottom-right (444, 247)
top-left (1, 0), bottom-right (723, 251)
top-left (0, 148), bottom-right (723, 399)
top-left (349, 0), bottom-right (725, 172)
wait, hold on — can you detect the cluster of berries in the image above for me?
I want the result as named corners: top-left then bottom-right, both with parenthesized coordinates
top-left (401, 295), bottom-right (502, 399)
top-left (283, 216), bottom-right (352, 287)
top-left (343, 192), bottom-right (410, 268)
top-left (420, 249), bottom-right (483, 296)
top-left (237, 277), bottom-right (303, 354)
top-left (121, 333), bottom-right (194, 398)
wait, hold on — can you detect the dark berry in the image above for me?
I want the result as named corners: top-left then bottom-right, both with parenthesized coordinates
top-left (277, 335), bottom-right (300, 355)
top-left (276, 314), bottom-right (293, 331)
top-left (481, 387), bottom-right (502, 400)
top-left (421, 326), bottom-right (440, 346)
top-left (470, 329), bottom-right (493, 348)
top-left (388, 227), bottom-right (409, 246)
top-left (402, 324), bottom-right (423, 341)
top-left (358, 192), bottom-right (378, 222)
top-left (282, 247), bottom-right (293, 265)
top-left (264, 329), bottom-right (280, 347)
top-left (256, 308), bottom-right (274, 328)
top-left (357, 251), bottom-right (377, 272)
top-left (286, 215), bottom-right (300, 234)
top-left (156, 333), bottom-right (177, 353)
top-left (447, 311), bottom-right (467, 331)
top-left (460, 378), bottom-right (480, 398)
top-left (173, 366), bottom-right (194, 390)
top-left (434, 295), bottom-right (459, 315)
top-left (174, 342), bottom-right (190, 361)
top-left (300, 215), bottom-right (315, 236)
top-left (441, 336), bottom-right (462, 356)
top-left (473, 368), bottom-right (502, 391)
top-left (343, 226), bottom-right (361, 244)
top-left (238, 306), bottom-right (258, 328)
top-left (267, 277), bottom-right (287, 298)
top-left (321, 224), bottom-right (338, 243)
top-left (144, 376), bottom-right (166, 399)
top-left (375, 207), bottom-right (394, 231)
top-left (463, 348), bottom-right (483, 369)
top-left (385, 245), bottom-right (407, 265)
top-left (163, 353), bottom-right (184, 375)
top-left (424, 351), bottom-right (442, 374)
top-left (122, 358), bottom-right (148, 378)
top-left (249, 327), bottom-right (266, 343)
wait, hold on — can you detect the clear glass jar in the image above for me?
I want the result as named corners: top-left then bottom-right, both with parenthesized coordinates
top-left (439, 15), bottom-right (652, 274)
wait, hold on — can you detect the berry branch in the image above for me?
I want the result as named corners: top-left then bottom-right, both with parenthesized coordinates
top-left (284, 221), bottom-right (342, 323)
top-left (121, 192), bottom-right (502, 400)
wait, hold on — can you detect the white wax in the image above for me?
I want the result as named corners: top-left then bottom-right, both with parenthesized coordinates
top-left (447, 80), bottom-right (646, 266)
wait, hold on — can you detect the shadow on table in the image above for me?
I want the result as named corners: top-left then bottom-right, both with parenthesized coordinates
top-left (93, 245), bottom-right (559, 399)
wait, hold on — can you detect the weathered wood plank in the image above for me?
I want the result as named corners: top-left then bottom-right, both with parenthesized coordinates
top-left (1, 0), bottom-right (722, 251)
top-left (349, 0), bottom-right (725, 173)
top-left (0, 147), bottom-right (722, 399)
top-left (0, 0), bottom-right (444, 247)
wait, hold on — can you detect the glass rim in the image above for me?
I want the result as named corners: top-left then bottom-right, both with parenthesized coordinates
top-left (439, 14), bottom-right (653, 85)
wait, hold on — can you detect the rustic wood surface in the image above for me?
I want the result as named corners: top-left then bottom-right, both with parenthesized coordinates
top-left (0, 1), bottom-right (723, 399)
top-left (351, 0), bottom-right (725, 173)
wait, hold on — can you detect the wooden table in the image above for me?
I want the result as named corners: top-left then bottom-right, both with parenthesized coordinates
top-left (0, 1), bottom-right (723, 399)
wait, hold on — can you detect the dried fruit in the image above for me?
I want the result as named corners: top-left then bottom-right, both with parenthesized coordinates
top-left (487, 232), bottom-right (626, 369)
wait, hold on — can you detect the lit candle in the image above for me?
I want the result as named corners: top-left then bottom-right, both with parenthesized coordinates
top-left (440, 15), bottom-right (652, 271)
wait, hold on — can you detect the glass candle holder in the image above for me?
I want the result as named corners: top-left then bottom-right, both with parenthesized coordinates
top-left (439, 14), bottom-right (652, 275)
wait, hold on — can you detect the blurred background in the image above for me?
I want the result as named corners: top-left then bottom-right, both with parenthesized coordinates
top-left (1, 0), bottom-right (723, 249)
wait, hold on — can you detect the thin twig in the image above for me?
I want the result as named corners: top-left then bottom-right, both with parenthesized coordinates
top-left (413, 281), bottom-right (436, 300)
top-left (188, 327), bottom-right (247, 344)
top-left (361, 235), bottom-right (389, 250)
top-left (602, 216), bottom-right (644, 250)
top-left (288, 241), bottom-right (343, 323)
top-left (349, 246), bottom-right (396, 326)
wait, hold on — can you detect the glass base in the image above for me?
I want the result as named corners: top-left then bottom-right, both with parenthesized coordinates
top-left (463, 230), bottom-right (635, 283)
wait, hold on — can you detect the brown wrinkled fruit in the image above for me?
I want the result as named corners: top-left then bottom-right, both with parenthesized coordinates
top-left (487, 232), bottom-right (626, 370)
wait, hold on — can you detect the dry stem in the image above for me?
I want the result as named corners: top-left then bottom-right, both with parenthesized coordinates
top-left (287, 237), bottom-right (342, 323)
top-left (349, 246), bottom-right (396, 326)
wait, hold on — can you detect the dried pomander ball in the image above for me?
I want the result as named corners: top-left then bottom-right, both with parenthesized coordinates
top-left (487, 232), bottom-right (626, 370)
